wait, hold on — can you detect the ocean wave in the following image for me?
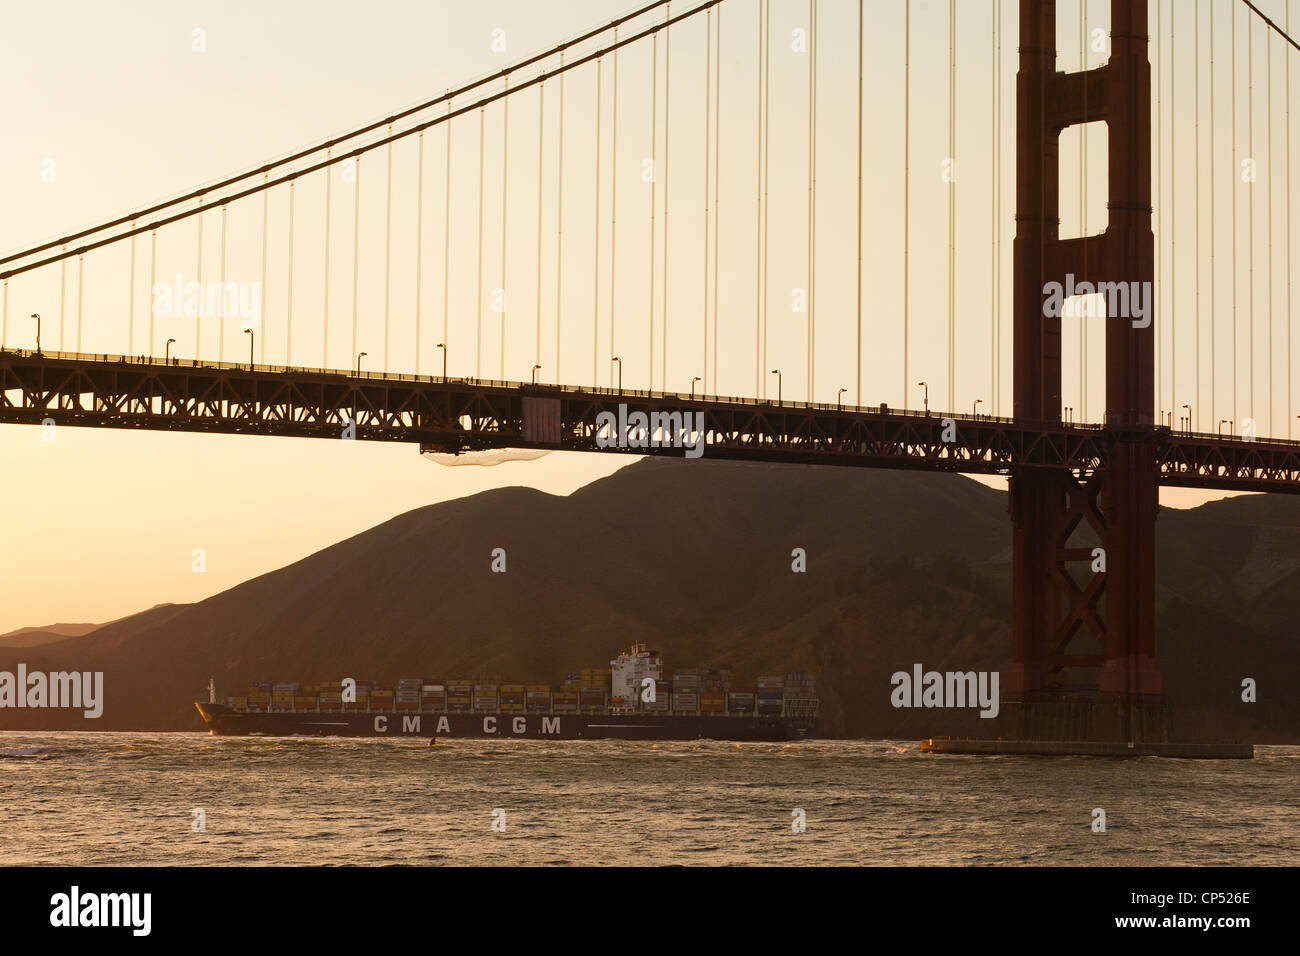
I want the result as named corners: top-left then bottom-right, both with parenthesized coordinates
top-left (0, 745), bottom-right (59, 759)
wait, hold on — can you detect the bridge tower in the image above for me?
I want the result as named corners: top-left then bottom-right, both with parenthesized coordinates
top-left (1007, 0), bottom-right (1163, 738)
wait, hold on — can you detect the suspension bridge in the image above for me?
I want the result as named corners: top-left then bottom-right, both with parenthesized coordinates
top-left (2, 0), bottom-right (1298, 743)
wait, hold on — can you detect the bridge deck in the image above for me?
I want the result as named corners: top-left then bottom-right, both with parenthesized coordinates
top-left (3, 348), bottom-right (1298, 494)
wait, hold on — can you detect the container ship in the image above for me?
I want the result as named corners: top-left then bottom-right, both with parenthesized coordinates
top-left (194, 644), bottom-right (818, 741)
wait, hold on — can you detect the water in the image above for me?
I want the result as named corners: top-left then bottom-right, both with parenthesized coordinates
top-left (2, 732), bottom-right (1296, 865)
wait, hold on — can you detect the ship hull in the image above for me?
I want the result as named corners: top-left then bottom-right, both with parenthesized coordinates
top-left (195, 703), bottom-right (815, 741)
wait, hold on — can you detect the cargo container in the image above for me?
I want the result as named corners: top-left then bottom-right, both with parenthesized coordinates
top-left (200, 649), bottom-right (817, 738)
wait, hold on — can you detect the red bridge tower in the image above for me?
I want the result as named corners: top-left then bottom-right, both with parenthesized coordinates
top-left (1007, 0), bottom-right (1164, 739)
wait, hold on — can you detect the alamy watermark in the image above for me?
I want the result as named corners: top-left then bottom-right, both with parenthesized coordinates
top-left (594, 403), bottom-right (706, 459)
top-left (0, 664), bottom-right (103, 718)
top-left (50, 886), bottom-right (150, 936)
top-left (1043, 273), bottom-right (1152, 329)
top-left (890, 664), bottom-right (1000, 719)
top-left (151, 273), bottom-right (261, 329)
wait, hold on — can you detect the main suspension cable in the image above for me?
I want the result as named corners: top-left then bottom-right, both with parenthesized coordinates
top-left (0, 1), bottom-right (723, 282)
top-left (0, 0), bottom-right (682, 269)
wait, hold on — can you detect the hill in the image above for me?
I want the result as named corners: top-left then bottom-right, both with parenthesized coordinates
top-left (2, 459), bottom-right (1295, 741)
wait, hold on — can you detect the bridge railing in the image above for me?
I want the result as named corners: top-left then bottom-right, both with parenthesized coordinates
top-left (8, 344), bottom-right (1293, 445)
top-left (0, 344), bottom-right (1050, 423)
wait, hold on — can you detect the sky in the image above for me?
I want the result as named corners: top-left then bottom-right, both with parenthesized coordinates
top-left (1, 0), bottom-right (1293, 632)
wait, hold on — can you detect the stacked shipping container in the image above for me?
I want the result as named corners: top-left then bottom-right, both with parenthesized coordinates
top-left (229, 660), bottom-right (816, 720)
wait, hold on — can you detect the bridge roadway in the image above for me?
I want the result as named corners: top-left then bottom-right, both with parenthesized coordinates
top-left (3, 347), bottom-right (1298, 494)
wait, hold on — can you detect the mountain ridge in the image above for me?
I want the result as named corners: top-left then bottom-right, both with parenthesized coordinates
top-left (2, 458), bottom-right (1295, 742)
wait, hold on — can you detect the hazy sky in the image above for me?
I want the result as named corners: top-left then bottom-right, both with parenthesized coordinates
top-left (1, 0), bottom-right (1289, 631)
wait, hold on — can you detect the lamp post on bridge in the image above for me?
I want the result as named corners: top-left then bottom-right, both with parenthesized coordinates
top-left (838, 387), bottom-right (847, 411)
top-left (1181, 403), bottom-right (1191, 434)
top-left (532, 364), bottom-right (542, 385)
top-left (244, 329), bottom-right (254, 368)
top-left (690, 376), bottom-right (701, 400)
top-left (917, 381), bottom-right (928, 415)
top-left (611, 356), bottom-right (622, 391)
top-left (1218, 419), bottom-right (1231, 437)
top-left (435, 343), bottom-right (446, 379)
top-left (165, 338), bottom-right (176, 364)
top-left (770, 369), bottom-right (782, 405)
top-left (973, 399), bottom-right (983, 419)
top-left (30, 314), bottom-right (40, 354)
top-left (356, 351), bottom-right (367, 377)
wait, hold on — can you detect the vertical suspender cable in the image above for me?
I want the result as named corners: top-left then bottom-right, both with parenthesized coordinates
top-left (502, 82), bottom-right (510, 380)
top-left (948, 0), bottom-right (956, 411)
top-left (414, 134), bottom-right (424, 375)
top-left (76, 254), bottom-right (83, 353)
top-left (812, 0), bottom-right (819, 400)
top-left (808, 0), bottom-right (817, 401)
top-left (1196, 2), bottom-right (1201, 430)
top-left (857, 0), bottom-right (863, 406)
top-left (219, 205), bottom-right (227, 363)
top-left (662, 3), bottom-right (671, 392)
top-left (610, 32), bottom-right (620, 385)
top-left (128, 223), bottom-right (136, 354)
top-left (2, 279), bottom-right (6, 350)
top-left (261, 173), bottom-right (270, 364)
top-left (351, 159), bottom-right (361, 369)
top-left (287, 178), bottom-right (296, 365)
top-left (903, 1), bottom-right (910, 408)
top-left (995, 0), bottom-right (1001, 415)
top-left (712, 6), bottom-right (721, 392)
top-left (594, 62), bottom-right (602, 386)
top-left (476, 107), bottom-right (486, 377)
top-left (1267, 18), bottom-right (1273, 433)
top-left (703, 11), bottom-right (711, 393)
top-left (375, 141), bottom-right (391, 375)
top-left (1288, 1), bottom-right (1293, 439)
top-left (148, 232), bottom-right (156, 356)
top-left (1211, 9), bottom-right (1217, 430)
top-left (195, 201), bottom-right (203, 357)
top-left (1233, 4), bottom-right (1238, 427)
top-left (1159, 0), bottom-right (1170, 418)
top-left (650, 35), bottom-right (658, 389)
top-left (444, 100), bottom-right (453, 369)
top-left (1171, 3), bottom-right (1177, 419)
top-left (557, 53), bottom-right (566, 384)
top-left (762, 0), bottom-right (770, 397)
top-left (537, 82), bottom-right (545, 371)
top-left (59, 248), bottom-right (66, 351)
top-left (996, 1), bottom-right (1003, 418)
top-left (323, 149), bottom-right (332, 368)
top-left (1242, 15), bottom-right (1253, 421)
top-left (1081, 0), bottom-right (1088, 421)
top-left (755, 4), bottom-right (762, 397)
